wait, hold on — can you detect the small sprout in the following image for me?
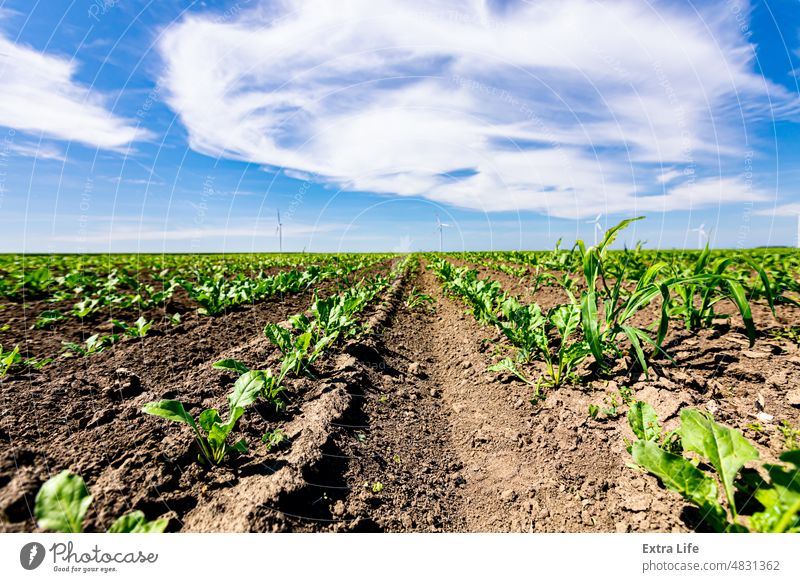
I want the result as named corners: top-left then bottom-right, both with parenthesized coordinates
top-left (112, 316), bottom-right (153, 338)
top-left (355, 432), bottom-right (367, 443)
top-left (778, 420), bottom-right (800, 450)
top-left (371, 482), bottom-right (384, 494)
top-left (588, 404), bottom-right (599, 419)
top-left (392, 453), bottom-right (401, 464)
top-left (262, 428), bottom-right (288, 452)
top-left (35, 310), bottom-right (65, 329)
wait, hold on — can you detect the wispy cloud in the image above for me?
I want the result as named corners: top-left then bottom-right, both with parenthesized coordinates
top-left (157, 0), bottom-right (795, 218)
top-left (755, 203), bottom-right (800, 216)
top-left (0, 26), bottom-right (150, 149)
top-left (7, 141), bottom-right (66, 161)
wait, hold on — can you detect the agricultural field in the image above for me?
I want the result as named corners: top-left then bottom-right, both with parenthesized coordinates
top-left (1, 219), bottom-right (800, 533)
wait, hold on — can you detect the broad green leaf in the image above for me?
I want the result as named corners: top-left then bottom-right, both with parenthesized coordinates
top-left (750, 452), bottom-right (800, 532)
top-left (142, 400), bottom-right (198, 431)
top-left (35, 470), bottom-right (92, 533)
top-left (198, 408), bottom-right (222, 432)
top-left (109, 510), bottom-right (168, 533)
top-left (628, 401), bottom-right (661, 442)
top-left (679, 408), bottom-right (759, 513)
top-left (227, 370), bottom-right (267, 410)
top-left (631, 440), bottom-right (726, 529)
top-left (212, 358), bottom-right (249, 375)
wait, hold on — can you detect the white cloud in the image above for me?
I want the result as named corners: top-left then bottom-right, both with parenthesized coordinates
top-left (0, 30), bottom-right (150, 150)
top-left (157, 0), bottom-right (796, 218)
top-left (7, 141), bottom-right (66, 161)
top-left (755, 203), bottom-right (800, 216)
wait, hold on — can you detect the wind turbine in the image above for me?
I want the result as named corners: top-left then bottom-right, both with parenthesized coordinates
top-left (690, 223), bottom-right (708, 249)
top-left (435, 215), bottom-right (450, 252)
top-left (586, 214), bottom-right (603, 246)
top-left (276, 209), bottom-right (283, 253)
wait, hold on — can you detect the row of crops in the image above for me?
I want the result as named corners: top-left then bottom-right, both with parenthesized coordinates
top-left (428, 218), bottom-right (800, 533)
top-left (0, 253), bottom-right (395, 374)
top-left (11, 253), bottom-right (411, 532)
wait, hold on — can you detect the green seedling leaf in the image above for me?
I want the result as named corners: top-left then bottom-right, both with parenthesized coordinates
top-left (212, 358), bottom-right (250, 375)
top-left (621, 325), bottom-right (648, 377)
top-left (142, 399), bottom-right (198, 429)
top-left (227, 370), bottom-right (267, 411)
top-left (108, 511), bottom-right (168, 533)
top-left (679, 408), bottom-right (759, 515)
top-left (631, 440), bottom-right (726, 529)
top-left (35, 470), bottom-right (92, 533)
top-left (580, 292), bottom-right (604, 366)
top-left (628, 401), bottom-right (661, 442)
top-left (724, 280), bottom-right (756, 347)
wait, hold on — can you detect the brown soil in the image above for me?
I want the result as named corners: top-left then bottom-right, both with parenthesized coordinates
top-left (1, 258), bottom-right (799, 533)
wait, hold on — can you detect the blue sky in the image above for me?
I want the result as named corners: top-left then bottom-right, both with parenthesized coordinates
top-left (1, 0), bottom-right (800, 253)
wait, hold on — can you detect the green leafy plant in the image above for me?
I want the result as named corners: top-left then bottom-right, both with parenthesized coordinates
top-left (213, 358), bottom-right (283, 408)
top-left (406, 287), bottom-right (434, 310)
top-left (35, 309), bottom-right (66, 329)
top-left (61, 333), bottom-right (118, 357)
top-left (35, 470), bottom-right (167, 533)
top-left (669, 247), bottom-right (762, 346)
top-left (264, 323), bottom-right (332, 379)
top-left (628, 404), bottom-right (800, 532)
top-left (778, 420), bottom-right (800, 450)
top-left (142, 370), bottom-right (267, 465)
top-left (72, 297), bottom-right (102, 318)
top-left (262, 428), bottom-right (288, 452)
top-left (1, 344), bottom-right (20, 377)
top-left (112, 316), bottom-right (154, 338)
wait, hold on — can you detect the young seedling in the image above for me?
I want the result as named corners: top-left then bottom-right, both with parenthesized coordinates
top-left (35, 470), bottom-right (167, 533)
top-left (628, 403), bottom-right (800, 532)
top-left (213, 358), bottom-right (284, 408)
top-left (142, 369), bottom-right (267, 465)
top-left (1, 344), bottom-right (20, 377)
top-left (406, 287), bottom-right (435, 311)
top-left (35, 309), bottom-right (65, 329)
top-left (262, 428), bottom-right (288, 452)
top-left (61, 333), bottom-right (118, 357)
top-left (112, 316), bottom-right (153, 338)
top-left (778, 420), bottom-right (800, 450)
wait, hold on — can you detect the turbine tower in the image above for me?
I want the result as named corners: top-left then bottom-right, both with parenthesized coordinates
top-left (690, 223), bottom-right (708, 249)
top-left (276, 209), bottom-right (283, 253)
top-left (586, 214), bottom-right (603, 245)
top-left (436, 215), bottom-right (450, 253)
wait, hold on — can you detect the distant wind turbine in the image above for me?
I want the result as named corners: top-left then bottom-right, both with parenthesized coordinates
top-left (586, 214), bottom-right (603, 245)
top-left (436, 215), bottom-right (451, 252)
top-left (690, 223), bottom-right (709, 249)
top-left (276, 209), bottom-right (283, 253)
